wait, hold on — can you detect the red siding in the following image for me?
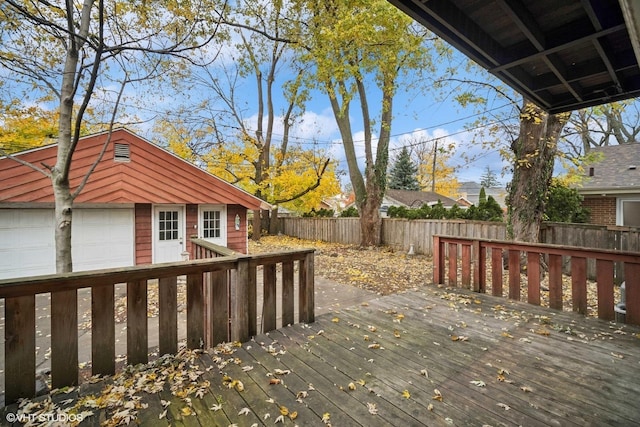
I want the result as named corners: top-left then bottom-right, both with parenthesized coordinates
top-left (0, 128), bottom-right (264, 210)
top-left (227, 205), bottom-right (248, 254)
top-left (135, 204), bottom-right (152, 265)
top-left (583, 196), bottom-right (616, 226)
top-left (185, 204), bottom-right (198, 257)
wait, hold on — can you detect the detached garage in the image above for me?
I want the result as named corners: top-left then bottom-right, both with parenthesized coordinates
top-left (0, 208), bottom-right (134, 279)
top-left (0, 128), bottom-right (268, 280)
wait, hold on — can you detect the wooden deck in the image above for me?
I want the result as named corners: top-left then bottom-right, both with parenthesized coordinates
top-left (4, 284), bottom-right (640, 426)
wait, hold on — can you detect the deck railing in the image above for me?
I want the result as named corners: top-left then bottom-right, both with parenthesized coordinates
top-left (0, 248), bottom-right (314, 404)
top-left (433, 235), bottom-right (640, 325)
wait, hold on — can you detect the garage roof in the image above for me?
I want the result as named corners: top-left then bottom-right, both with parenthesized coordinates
top-left (388, 0), bottom-right (640, 114)
top-left (0, 128), bottom-right (268, 210)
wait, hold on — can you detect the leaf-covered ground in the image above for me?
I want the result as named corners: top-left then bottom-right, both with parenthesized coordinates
top-left (249, 235), bottom-right (433, 296)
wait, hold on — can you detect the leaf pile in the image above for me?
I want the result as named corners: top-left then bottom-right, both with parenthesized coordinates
top-left (250, 235), bottom-right (433, 295)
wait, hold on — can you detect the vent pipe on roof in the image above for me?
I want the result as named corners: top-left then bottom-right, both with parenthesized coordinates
top-left (629, 165), bottom-right (637, 170)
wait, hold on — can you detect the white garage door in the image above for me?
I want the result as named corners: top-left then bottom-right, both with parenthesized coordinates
top-left (0, 208), bottom-right (134, 280)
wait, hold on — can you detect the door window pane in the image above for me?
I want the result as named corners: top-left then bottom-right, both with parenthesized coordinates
top-left (159, 210), bottom-right (179, 240)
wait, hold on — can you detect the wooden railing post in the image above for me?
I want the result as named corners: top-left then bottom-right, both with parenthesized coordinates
top-left (127, 279), bottom-right (148, 364)
top-left (448, 242), bottom-right (458, 287)
top-left (299, 252), bottom-right (315, 324)
top-left (508, 250), bottom-right (520, 301)
top-left (461, 243), bottom-right (471, 288)
top-left (491, 247), bottom-right (503, 297)
top-left (473, 239), bottom-right (484, 292)
top-left (231, 258), bottom-right (250, 343)
top-left (548, 254), bottom-right (563, 310)
top-left (92, 284), bottom-right (115, 376)
top-left (596, 259), bottom-right (615, 321)
top-left (571, 257), bottom-right (588, 315)
top-left (159, 276), bottom-right (178, 356)
top-left (211, 270), bottom-right (229, 345)
top-left (282, 261), bottom-right (295, 327)
top-left (263, 264), bottom-right (277, 333)
top-left (5, 295), bottom-right (35, 404)
top-left (527, 252), bottom-right (541, 305)
top-left (187, 273), bottom-right (204, 349)
top-left (433, 236), bottom-right (444, 285)
top-left (51, 289), bottom-right (78, 389)
top-left (625, 262), bottom-right (640, 325)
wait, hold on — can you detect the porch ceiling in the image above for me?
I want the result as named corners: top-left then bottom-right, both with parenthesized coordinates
top-left (388, 0), bottom-right (640, 114)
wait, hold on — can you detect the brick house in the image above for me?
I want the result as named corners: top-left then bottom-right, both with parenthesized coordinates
top-left (578, 144), bottom-right (640, 227)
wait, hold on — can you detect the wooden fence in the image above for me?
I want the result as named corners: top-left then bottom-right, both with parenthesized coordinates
top-left (0, 245), bottom-right (314, 404)
top-left (433, 235), bottom-right (640, 326)
top-left (279, 217), bottom-right (639, 278)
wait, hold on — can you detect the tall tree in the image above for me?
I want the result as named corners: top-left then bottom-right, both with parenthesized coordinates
top-left (479, 166), bottom-right (500, 187)
top-left (292, 0), bottom-right (441, 246)
top-left (388, 147), bottom-right (419, 190)
top-left (1, 0), bottom-right (225, 272)
top-left (507, 100), bottom-right (570, 242)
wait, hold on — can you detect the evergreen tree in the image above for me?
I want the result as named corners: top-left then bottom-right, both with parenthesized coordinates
top-left (480, 166), bottom-right (500, 187)
top-left (388, 147), bottom-right (420, 190)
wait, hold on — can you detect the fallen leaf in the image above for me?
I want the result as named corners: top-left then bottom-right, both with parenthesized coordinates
top-left (427, 403), bottom-right (434, 411)
top-left (520, 386), bottom-right (533, 392)
top-left (332, 317), bottom-right (340, 323)
top-left (269, 378), bottom-right (281, 385)
top-left (348, 382), bottom-right (356, 390)
top-left (394, 330), bottom-right (401, 338)
top-left (275, 414), bottom-right (285, 423)
top-left (432, 389), bottom-right (443, 401)
top-left (239, 408), bottom-right (251, 416)
top-left (367, 402), bottom-right (378, 415)
top-left (402, 389), bottom-right (411, 399)
top-left (497, 403), bottom-right (510, 410)
top-left (470, 380), bottom-right (486, 387)
top-left (279, 406), bottom-right (289, 416)
top-left (322, 412), bottom-right (331, 424)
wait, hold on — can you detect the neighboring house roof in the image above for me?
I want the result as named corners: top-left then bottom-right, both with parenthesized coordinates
top-left (384, 189), bottom-right (458, 208)
top-left (578, 144), bottom-right (640, 195)
top-left (458, 181), bottom-right (507, 207)
top-left (0, 128), bottom-right (268, 210)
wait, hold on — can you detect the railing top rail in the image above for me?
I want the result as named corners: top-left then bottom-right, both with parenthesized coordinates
top-left (434, 235), bottom-right (640, 262)
top-left (0, 248), bottom-right (315, 298)
top-left (190, 238), bottom-right (238, 256)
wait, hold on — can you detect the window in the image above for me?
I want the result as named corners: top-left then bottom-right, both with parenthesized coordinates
top-left (158, 210), bottom-right (179, 240)
top-left (621, 200), bottom-right (640, 227)
top-left (203, 210), bottom-right (221, 238)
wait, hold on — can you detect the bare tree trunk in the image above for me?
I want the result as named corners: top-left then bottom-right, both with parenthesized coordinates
top-left (508, 100), bottom-right (570, 242)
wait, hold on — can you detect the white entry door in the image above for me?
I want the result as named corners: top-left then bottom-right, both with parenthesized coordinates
top-left (153, 205), bottom-right (185, 263)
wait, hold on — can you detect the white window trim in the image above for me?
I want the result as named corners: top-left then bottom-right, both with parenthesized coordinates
top-left (198, 204), bottom-right (227, 245)
top-left (617, 196), bottom-right (640, 226)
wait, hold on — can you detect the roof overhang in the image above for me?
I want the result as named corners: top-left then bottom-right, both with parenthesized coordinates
top-left (388, 0), bottom-right (640, 114)
top-left (579, 186), bottom-right (640, 196)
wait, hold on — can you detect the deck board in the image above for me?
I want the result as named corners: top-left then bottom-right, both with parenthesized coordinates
top-left (3, 284), bottom-right (639, 426)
